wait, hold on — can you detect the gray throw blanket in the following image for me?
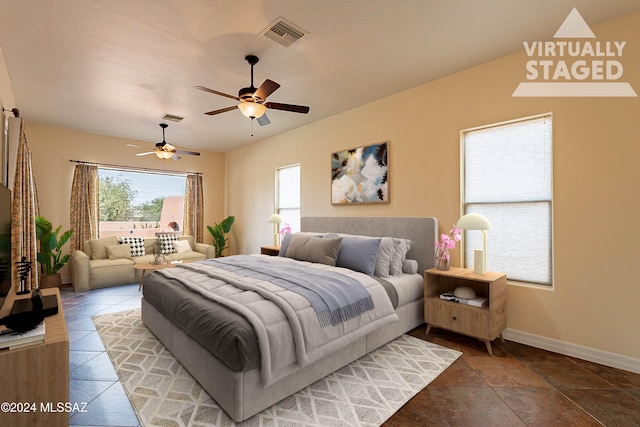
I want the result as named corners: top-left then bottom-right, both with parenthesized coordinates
top-left (203, 255), bottom-right (375, 327)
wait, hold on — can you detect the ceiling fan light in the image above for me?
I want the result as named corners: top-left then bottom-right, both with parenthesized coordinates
top-left (155, 150), bottom-right (173, 160)
top-left (237, 102), bottom-right (267, 119)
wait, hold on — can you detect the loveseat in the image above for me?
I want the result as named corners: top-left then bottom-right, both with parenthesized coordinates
top-left (69, 235), bottom-right (215, 292)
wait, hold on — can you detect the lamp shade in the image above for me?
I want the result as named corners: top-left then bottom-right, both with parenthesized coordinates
top-left (155, 150), bottom-right (173, 160)
top-left (267, 213), bottom-right (284, 224)
top-left (456, 213), bottom-right (491, 231)
top-left (238, 102), bottom-right (267, 119)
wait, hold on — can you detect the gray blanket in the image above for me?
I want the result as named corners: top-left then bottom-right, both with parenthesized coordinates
top-left (156, 255), bottom-right (399, 386)
top-left (202, 255), bottom-right (374, 327)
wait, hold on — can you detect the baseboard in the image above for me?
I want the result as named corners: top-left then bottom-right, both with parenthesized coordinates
top-left (502, 328), bottom-right (640, 375)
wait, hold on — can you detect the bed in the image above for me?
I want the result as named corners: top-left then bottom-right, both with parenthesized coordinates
top-left (141, 216), bottom-right (437, 422)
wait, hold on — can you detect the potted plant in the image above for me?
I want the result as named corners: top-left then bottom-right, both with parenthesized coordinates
top-left (207, 216), bottom-right (235, 258)
top-left (35, 216), bottom-right (74, 288)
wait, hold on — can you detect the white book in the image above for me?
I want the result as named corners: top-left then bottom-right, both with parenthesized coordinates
top-left (468, 297), bottom-right (488, 307)
top-left (0, 322), bottom-right (45, 350)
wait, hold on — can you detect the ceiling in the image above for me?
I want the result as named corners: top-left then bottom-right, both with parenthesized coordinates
top-left (1, 0), bottom-right (639, 153)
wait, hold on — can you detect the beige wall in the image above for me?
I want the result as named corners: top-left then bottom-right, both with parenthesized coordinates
top-left (226, 12), bottom-right (640, 361)
top-left (24, 123), bottom-right (226, 281)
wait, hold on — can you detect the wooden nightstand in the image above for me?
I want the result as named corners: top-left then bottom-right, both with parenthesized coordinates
top-left (260, 245), bottom-right (281, 256)
top-left (424, 267), bottom-right (507, 355)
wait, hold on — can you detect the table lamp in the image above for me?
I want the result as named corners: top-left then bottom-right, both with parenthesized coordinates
top-left (267, 214), bottom-right (284, 246)
top-left (456, 213), bottom-right (491, 274)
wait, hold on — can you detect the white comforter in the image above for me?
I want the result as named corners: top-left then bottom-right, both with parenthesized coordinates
top-left (157, 255), bottom-right (399, 386)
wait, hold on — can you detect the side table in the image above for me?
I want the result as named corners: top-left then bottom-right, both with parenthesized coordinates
top-left (260, 245), bottom-right (280, 256)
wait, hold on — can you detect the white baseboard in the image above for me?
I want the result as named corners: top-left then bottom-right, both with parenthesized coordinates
top-left (502, 328), bottom-right (640, 375)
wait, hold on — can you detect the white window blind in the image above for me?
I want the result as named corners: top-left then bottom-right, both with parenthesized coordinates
top-left (462, 114), bottom-right (553, 286)
top-left (276, 164), bottom-right (300, 233)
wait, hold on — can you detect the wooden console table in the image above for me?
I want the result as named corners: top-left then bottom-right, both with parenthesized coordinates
top-left (0, 288), bottom-right (69, 426)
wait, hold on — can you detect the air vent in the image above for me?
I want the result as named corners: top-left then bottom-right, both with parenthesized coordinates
top-left (260, 17), bottom-right (306, 47)
top-left (162, 113), bottom-right (184, 123)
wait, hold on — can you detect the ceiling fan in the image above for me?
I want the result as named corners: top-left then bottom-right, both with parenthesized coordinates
top-left (128, 123), bottom-right (200, 160)
top-left (196, 55), bottom-right (310, 126)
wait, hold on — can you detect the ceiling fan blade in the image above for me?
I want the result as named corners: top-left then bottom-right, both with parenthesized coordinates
top-left (127, 143), bottom-right (153, 150)
top-left (175, 150), bottom-right (201, 156)
top-left (135, 152), bottom-right (156, 156)
top-left (172, 154), bottom-right (181, 160)
top-left (204, 105), bottom-right (238, 116)
top-left (253, 79), bottom-right (280, 102)
top-left (265, 102), bottom-right (310, 114)
top-left (256, 114), bottom-right (271, 126)
top-left (195, 86), bottom-right (239, 101)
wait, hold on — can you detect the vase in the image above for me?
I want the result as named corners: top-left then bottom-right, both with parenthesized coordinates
top-left (435, 247), bottom-right (450, 271)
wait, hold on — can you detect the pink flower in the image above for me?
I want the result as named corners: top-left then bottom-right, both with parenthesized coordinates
top-left (280, 223), bottom-right (292, 236)
top-left (436, 225), bottom-right (461, 251)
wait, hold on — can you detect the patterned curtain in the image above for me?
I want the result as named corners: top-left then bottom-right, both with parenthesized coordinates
top-left (183, 174), bottom-right (204, 242)
top-left (10, 119), bottom-right (40, 291)
top-left (70, 163), bottom-right (99, 252)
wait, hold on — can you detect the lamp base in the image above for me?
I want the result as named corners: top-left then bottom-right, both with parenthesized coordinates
top-left (473, 249), bottom-right (486, 274)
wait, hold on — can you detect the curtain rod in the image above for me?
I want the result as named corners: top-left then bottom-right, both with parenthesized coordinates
top-left (69, 159), bottom-right (202, 176)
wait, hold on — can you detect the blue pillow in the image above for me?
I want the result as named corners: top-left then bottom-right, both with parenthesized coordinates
top-left (336, 237), bottom-right (381, 275)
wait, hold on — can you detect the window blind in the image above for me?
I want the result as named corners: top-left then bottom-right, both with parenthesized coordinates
top-left (277, 164), bottom-right (301, 233)
top-left (462, 114), bottom-right (553, 286)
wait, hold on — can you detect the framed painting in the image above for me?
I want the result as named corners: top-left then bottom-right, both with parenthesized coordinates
top-left (331, 141), bottom-right (389, 204)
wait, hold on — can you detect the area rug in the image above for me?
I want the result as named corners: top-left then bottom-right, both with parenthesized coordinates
top-left (93, 309), bottom-right (461, 426)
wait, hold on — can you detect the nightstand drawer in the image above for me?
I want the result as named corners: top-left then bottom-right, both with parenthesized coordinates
top-left (425, 299), bottom-right (489, 339)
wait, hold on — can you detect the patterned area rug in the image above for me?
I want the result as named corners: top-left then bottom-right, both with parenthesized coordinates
top-left (93, 309), bottom-right (461, 426)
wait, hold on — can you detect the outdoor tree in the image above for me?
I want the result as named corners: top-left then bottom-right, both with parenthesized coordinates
top-left (99, 176), bottom-right (136, 221)
top-left (137, 197), bottom-right (164, 221)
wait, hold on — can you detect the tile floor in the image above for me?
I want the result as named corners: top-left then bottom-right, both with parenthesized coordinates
top-left (61, 284), bottom-right (640, 427)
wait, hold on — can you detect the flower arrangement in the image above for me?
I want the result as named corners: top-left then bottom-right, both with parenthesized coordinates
top-left (435, 225), bottom-right (461, 270)
top-left (279, 223), bottom-right (292, 236)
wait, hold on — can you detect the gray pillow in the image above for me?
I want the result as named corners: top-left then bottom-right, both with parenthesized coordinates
top-left (374, 237), bottom-right (395, 277)
top-left (390, 238), bottom-right (411, 275)
top-left (106, 244), bottom-right (132, 260)
top-left (285, 235), bottom-right (342, 266)
top-left (402, 259), bottom-right (419, 274)
top-left (336, 236), bottom-right (381, 275)
top-left (279, 232), bottom-right (323, 256)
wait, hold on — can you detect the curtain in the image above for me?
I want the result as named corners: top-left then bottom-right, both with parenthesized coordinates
top-left (70, 163), bottom-right (99, 252)
top-left (10, 119), bottom-right (39, 291)
top-left (183, 174), bottom-right (204, 242)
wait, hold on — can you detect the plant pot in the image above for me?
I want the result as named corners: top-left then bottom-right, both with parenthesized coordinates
top-left (40, 273), bottom-right (62, 289)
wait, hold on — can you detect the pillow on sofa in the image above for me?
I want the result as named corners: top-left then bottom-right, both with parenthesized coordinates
top-left (157, 234), bottom-right (178, 255)
top-left (89, 236), bottom-right (119, 260)
top-left (117, 236), bottom-right (145, 257)
top-left (106, 244), bottom-right (132, 260)
top-left (173, 239), bottom-right (192, 254)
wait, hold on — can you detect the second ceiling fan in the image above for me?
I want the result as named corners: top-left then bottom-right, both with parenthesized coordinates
top-left (196, 55), bottom-right (309, 126)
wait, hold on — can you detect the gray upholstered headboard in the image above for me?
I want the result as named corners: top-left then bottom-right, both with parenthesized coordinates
top-left (301, 216), bottom-right (438, 276)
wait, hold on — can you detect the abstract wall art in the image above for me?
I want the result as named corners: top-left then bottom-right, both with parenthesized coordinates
top-left (331, 141), bottom-right (389, 205)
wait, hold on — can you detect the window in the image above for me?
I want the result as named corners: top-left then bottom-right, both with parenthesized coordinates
top-left (98, 168), bottom-right (187, 237)
top-left (461, 113), bottom-right (553, 286)
top-left (276, 164), bottom-right (300, 233)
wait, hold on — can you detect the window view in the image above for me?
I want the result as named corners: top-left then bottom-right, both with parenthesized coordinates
top-left (276, 164), bottom-right (301, 234)
top-left (98, 168), bottom-right (187, 237)
top-left (461, 114), bottom-right (553, 286)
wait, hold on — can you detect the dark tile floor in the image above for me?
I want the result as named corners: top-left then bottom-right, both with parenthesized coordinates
top-left (61, 285), bottom-right (640, 426)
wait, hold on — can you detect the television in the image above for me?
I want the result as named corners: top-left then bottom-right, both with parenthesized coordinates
top-left (0, 184), bottom-right (11, 309)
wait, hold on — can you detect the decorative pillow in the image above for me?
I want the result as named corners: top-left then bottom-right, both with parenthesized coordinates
top-left (279, 232), bottom-right (322, 256)
top-left (285, 235), bottom-right (342, 266)
top-left (402, 259), bottom-right (419, 275)
top-left (336, 236), bottom-right (381, 275)
top-left (106, 244), bottom-right (132, 260)
top-left (117, 236), bottom-right (145, 257)
top-left (89, 236), bottom-right (119, 260)
top-left (156, 234), bottom-right (178, 255)
top-left (172, 239), bottom-right (192, 254)
top-left (374, 237), bottom-right (395, 277)
top-left (390, 238), bottom-right (411, 276)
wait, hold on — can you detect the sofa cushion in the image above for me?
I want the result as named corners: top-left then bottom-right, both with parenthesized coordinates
top-left (117, 236), bottom-right (146, 257)
top-left (157, 234), bottom-right (179, 255)
top-left (173, 239), bottom-right (192, 254)
top-left (89, 236), bottom-right (119, 260)
top-left (167, 251), bottom-right (206, 262)
top-left (106, 244), bottom-right (132, 260)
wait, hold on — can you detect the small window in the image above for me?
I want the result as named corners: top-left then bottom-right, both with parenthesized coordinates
top-left (98, 168), bottom-right (186, 237)
top-left (461, 114), bottom-right (553, 286)
top-left (276, 164), bottom-right (300, 233)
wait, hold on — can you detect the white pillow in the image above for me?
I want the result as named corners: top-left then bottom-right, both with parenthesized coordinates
top-left (390, 238), bottom-right (411, 276)
top-left (173, 239), bottom-right (192, 254)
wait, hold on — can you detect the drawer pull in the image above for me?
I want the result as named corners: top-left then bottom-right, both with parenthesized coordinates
top-left (452, 316), bottom-right (457, 321)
